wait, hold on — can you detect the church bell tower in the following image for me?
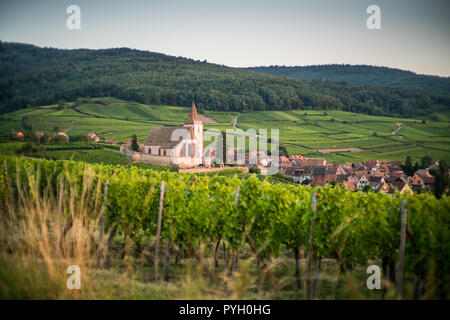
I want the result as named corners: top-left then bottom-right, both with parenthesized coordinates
top-left (183, 101), bottom-right (203, 163)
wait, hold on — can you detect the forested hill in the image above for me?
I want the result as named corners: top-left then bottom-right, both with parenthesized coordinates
top-left (0, 42), bottom-right (449, 117)
top-left (246, 65), bottom-right (450, 96)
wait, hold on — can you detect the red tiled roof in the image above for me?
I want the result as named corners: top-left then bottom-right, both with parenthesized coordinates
top-left (298, 158), bottom-right (327, 167)
top-left (289, 155), bottom-right (305, 161)
top-left (343, 181), bottom-right (356, 191)
top-left (279, 156), bottom-right (289, 163)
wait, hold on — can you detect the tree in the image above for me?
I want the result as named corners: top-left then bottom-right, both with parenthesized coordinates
top-left (71, 135), bottom-right (90, 142)
top-left (249, 166), bottom-right (261, 174)
top-left (301, 179), bottom-right (311, 185)
top-left (131, 135), bottom-right (139, 152)
top-left (23, 131), bottom-right (38, 143)
top-left (221, 131), bottom-right (227, 165)
top-left (421, 155), bottom-right (433, 169)
top-left (362, 184), bottom-right (372, 193)
top-left (57, 100), bottom-right (66, 110)
top-left (22, 116), bottom-right (32, 131)
top-left (75, 97), bottom-right (84, 106)
top-left (16, 142), bottom-right (36, 154)
top-left (279, 145), bottom-right (289, 157)
top-left (433, 160), bottom-right (449, 199)
top-left (402, 156), bottom-right (415, 176)
top-left (39, 133), bottom-right (49, 144)
top-left (0, 43), bottom-right (448, 116)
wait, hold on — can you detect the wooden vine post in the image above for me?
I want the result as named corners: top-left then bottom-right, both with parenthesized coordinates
top-left (397, 199), bottom-right (407, 300)
top-left (305, 192), bottom-right (317, 300)
top-left (154, 180), bottom-right (166, 281)
top-left (99, 170), bottom-right (115, 242)
top-left (97, 170), bottom-right (115, 266)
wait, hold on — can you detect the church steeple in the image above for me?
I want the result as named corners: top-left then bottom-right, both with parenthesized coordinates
top-left (185, 101), bottom-right (200, 125)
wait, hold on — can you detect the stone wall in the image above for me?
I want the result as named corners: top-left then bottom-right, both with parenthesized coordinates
top-left (131, 152), bottom-right (175, 167)
top-left (178, 167), bottom-right (249, 174)
top-left (121, 145), bottom-right (223, 169)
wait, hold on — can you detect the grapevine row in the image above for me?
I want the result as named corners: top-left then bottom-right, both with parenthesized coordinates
top-left (0, 155), bottom-right (448, 294)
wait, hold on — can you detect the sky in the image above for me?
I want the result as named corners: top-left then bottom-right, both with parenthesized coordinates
top-left (0, 0), bottom-right (449, 77)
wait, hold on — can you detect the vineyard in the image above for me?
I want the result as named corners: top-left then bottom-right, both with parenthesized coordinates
top-left (1, 97), bottom-right (449, 164)
top-left (44, 142), bottom-right (121, 151)
top-left (0, 155), bottom-right (449, 299)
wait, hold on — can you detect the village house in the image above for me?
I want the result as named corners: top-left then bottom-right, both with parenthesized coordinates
top-left (352, 162), bottom-right (366, 171)
top-left (313, 167), bottom-right (338, 186)
top-left (364, 159), bottom-right (380, 170)
top-left (343, 181), bottom-right (356, 191)
top-left (88, 132), bottom-right (101, 142)
top-left (376, 182), bottom-right (389, 192)
top-left (299, 158), bottom-right (327, 167)
top-left (346, 172), bottom-right (359, 185)
top-left (11, 131), bottom-right (24, 138)
top-left (336, 164), bottom-right (349, 175)
top-left (105, 139), bottom-right (118, 144)
top-left (369, 169), bottom-right (386, 178)
top-left (409, 174), bottom-right (425, 190)
top-left (389, 177), bottom-right (413, 195)
top-left (279, 156), bottom-right (290, 166)
top-left (341, 162), bottom-right (354, 172)
top-left (389, 170), bottom-right (406, 182)
top-left (368, 176), bottom-right (386, 191)
top-left (56, 132), bottom-right (69, 141)
top-left (284, 166), bottom-right (313, 184)
top-left (356, 174), bottom-right (370, 190)
top-left (289, 155), bottom-right (305, 162)
top-left (274, 150), bottom-right (428, 193)
top-left (414, 169), bottom-right (435, 187)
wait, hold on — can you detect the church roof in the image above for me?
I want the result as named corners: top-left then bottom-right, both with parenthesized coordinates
top-left (184, 101), bottom-right (201, 125)
top-left (145, 126), bottom-right (194, 149)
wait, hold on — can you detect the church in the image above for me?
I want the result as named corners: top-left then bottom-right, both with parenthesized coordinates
top-left (133, 102), bottom-right (204, 168)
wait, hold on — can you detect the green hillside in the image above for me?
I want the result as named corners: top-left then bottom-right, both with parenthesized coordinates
top-left (247, 65), bottom-right (450, 95)
top-left (236, 109), bottom-right (450, 163)
top-left (1, 97), bottom-right (448, 163)
top-left (0, 97), bottom-right (235, 142)
top-left (1, 42), bottom-right (449, 119)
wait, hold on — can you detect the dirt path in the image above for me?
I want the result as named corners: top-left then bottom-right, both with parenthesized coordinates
top-left (318, 147), bottom-right (363, 153)
top-left (392, 122), bottom-right (402, 135)
top-left (63, 123), bottom-right (75, 133)
top-left (233, 113), bottom-right (240, 128)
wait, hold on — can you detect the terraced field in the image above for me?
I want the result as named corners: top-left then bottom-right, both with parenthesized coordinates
top-left (0, 97), bottom-right (448, 163)
top-left (236, 109), bottom-right (450, 163)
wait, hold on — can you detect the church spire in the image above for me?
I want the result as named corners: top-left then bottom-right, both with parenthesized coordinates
top-left (185, 101), bottom-right (200, 125)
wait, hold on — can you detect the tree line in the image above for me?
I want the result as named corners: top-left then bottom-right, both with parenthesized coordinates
top-left (247, 64), bottom-right (450, 96)
top-left (1, 42), bottom-right (449, 118)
